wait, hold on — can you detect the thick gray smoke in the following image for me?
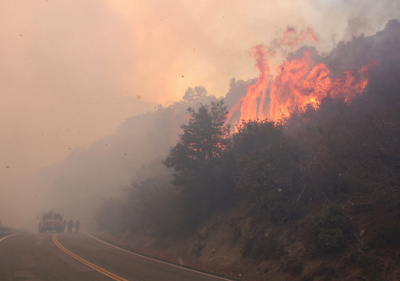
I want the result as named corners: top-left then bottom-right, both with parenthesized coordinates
top-left (23, 88), bottom-right (219, 231)
top-left (4, 1), bottom-right (400, 231)
top-left (20, 19), bottom-right (400, 231)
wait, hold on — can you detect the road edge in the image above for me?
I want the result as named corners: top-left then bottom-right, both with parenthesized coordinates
top-left (84, 232), bottom-right (235, 281)
top-left (0, 233), bottom-right (19, 242)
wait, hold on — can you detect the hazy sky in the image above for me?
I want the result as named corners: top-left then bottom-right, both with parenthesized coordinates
top-left (0, 0), bottom-right (399, 226)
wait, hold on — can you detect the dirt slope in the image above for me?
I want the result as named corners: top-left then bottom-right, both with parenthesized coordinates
top-left (94, 202), bottom-right (400, 281)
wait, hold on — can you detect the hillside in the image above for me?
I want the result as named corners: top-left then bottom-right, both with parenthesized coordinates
top-left (94, 198), bottom-right (400, 281)
top-left (92, 20), bottom-right (400, 281)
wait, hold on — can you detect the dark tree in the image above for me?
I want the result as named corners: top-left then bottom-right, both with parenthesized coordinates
top-left (163, 99), bottom-right (232, 218)
top-left (232, 120), bottom-right (301, 222)
top-left (232, 119), bottom-right (284, 157)
top-left (164, 99), bottom-right (230, 180)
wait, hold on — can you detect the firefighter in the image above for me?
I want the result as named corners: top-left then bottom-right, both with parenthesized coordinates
top-left (75, 219), bottom-right (80, 234)
top-left (62, 220), bottom-right (67, 233)
top-left (67, 219), bottom-right (74, 233)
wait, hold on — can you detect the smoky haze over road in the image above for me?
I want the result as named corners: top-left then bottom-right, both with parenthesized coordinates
top-left (1, 0), bottom-right (400, 233)
top-left (0, 233), bottom-right (231, 281)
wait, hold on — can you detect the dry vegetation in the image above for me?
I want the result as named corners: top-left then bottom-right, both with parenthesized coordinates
top-left (93, 20), bottom-right (400, 280)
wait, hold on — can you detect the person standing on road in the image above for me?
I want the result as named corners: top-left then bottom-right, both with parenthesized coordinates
top-left (75, 219), bottom-right (80, 234)
top-left (67, 219), bottom-right (74, 233)
top-left (62, 220), bottom-right (67, 233)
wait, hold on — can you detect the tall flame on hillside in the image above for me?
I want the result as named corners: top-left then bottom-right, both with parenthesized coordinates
top-left (228, 27), bottom-right (376, 129)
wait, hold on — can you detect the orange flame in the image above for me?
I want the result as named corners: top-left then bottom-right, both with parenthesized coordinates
top-left (269, 51), bottom-right (376, 121)
top-left (228, 28), bottom-right (376, 130)
top-left (235, 44), bottom-right (271, 122)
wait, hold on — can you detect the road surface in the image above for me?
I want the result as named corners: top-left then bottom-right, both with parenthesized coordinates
top-left (0, 233), bottom-right (232, 281)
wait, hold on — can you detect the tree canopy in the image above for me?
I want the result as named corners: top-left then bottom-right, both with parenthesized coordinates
top-left (163, 99), bottom-right (232, 217)
top-left (164, 99), bottom-right (230, 183)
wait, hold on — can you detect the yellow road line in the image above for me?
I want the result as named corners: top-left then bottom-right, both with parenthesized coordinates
top-left (52, 234), bottom-right (128, 281)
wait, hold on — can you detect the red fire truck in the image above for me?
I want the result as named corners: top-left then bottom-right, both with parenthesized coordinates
top-left (38, 211), bottom-right (63, 233)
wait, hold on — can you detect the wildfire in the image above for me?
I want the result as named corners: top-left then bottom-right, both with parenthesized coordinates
top-left (228, 27), bottom-right (377, 130)
top-left (269, 51), bottom-right (376, 121)
top-left (233, 44), bottom-right (271, 123)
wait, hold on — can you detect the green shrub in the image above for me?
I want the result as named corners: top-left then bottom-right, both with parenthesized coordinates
top-left (312, 205), bottom-right (351, 253)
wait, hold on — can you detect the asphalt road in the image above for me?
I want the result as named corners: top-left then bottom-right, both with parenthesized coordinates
top-left (0, 233), bottom-right (232, 281)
